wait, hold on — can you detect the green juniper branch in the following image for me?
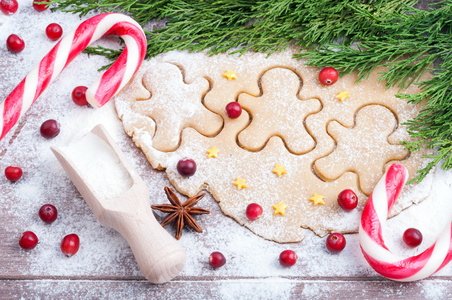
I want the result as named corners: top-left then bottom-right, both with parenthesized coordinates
top-left (49, 0), bottom-right (452, 182)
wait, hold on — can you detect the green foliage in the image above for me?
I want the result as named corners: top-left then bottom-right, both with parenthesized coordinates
top-left (49, 0), bottom-right (452, 182)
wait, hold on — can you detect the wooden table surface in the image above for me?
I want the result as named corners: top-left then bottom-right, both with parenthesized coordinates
top-left (1, 1), bottom-right (452, 299)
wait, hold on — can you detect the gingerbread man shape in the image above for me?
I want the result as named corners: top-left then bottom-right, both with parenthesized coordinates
top-left (132, 62), bottom-right (223, 152)
top-left (237, 68), bottom-right (321, 154)
top-left (314, 105), bottom-right (409, 195)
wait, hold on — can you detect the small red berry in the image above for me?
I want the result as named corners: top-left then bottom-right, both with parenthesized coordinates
top-left (0, 0), bottom-right (18, 15)
top-left (177, 158), bottom-right (197, 177)
top-left (33, 0), bottom-right (49, 12)
top-left (45, 23), bottom-right (63, 40)
top-left (319, 67), bottom-right (338, 85)
top-left (61, 234), bottom-right (80, 257)
top-left (337, 189), bottom-right (358, 211)
top-left (6, 34), bottom-right (25, 53)
top-left (71, 86), bottom-right (89, 106)
top-left (5, 166), bottom-right (22, 181)
top-left (39, 204), bottom-right (58, 223)
top-left (326, 233), bottom-right (346, 253)
top-left (246, 203), bottom-right (263, 221)
top-left (209, 251), bottom-right (226, 268)
top-left (403, 228), bottom-right (423, 247)
top-left (19, 231), bottom-right (38, 249)
top-left (40, 119), bottom-right (60, 139)
top-left (225, 102), bottom-right (242, 119)
top-left (279, 250), bottom-right (297, 267)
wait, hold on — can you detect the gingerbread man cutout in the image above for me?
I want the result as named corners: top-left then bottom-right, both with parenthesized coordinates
top-left (314, 105), bottom-right (409, 195)
top-left (237, 68), bottom-right (321, 154)
top-left (132, 62), bottom-right (223, 151)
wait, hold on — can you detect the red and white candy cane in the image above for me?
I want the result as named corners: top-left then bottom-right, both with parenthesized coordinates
top-left (359, 163), bottom-right (452, 281)
top-left (0, 13), bottom-right (147, 140)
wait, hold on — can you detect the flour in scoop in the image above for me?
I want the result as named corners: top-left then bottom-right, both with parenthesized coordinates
top-left (59, 132), bottom-right (133, 199)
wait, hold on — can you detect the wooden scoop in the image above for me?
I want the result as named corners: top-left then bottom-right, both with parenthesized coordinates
top-left (51, 124), bottom-right (186, 284)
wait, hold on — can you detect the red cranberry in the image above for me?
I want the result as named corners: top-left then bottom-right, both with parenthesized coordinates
top-left (5, 166), bottom-right (22, 181)
top-left (40, 119), bottom-right (60, 139)
top-left (39, 204), bottom-right (58, 223)
top-left (326, 233), bottom-right (346, 253)
top-left (0, 0), bottom-right (18, 15)
top-left (71, 86), bottom-right (89, 106)
top-left (19, 231), bottom-right (38, 249)
top-left (337, 189), bottom-right (358, 211)
top-left (209, 251), bottom-right (226, 268)
top-left (45, 23), bottom-right (63, 40)
top-left (403, 228), bottom-right (423, 247)
top-left (319, 67), bottom-right (338, 85)
top-left (225, 102), bottom-right (242, 119)
top-left (246, 203), bottom-right (263, 221)
top-left (177, 158), bottom-right (197, 177)
top-left (61, 234), bottom-right (80, 257)
top-left (33, 0), bottom-right (49, 11)
top-left (279, 250), bottom-right (297, 267)
top-left (6, 34), bottom-right (25, 53)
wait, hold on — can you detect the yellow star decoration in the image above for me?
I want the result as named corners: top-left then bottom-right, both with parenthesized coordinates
top-left (309, 193), bottom-right (325, 205)
top-left (233, 178), bottom-right (247, 190)
top-left (272, 163), bottom-right (288, 177)
top-left (207, 146), bottom-right (220, 158)
top-left (335, 90), bottom-right (350, 102)
top-left (223, 70), bottom-right (237, 80)
top-left (272, 201), bottom-right (288, 215)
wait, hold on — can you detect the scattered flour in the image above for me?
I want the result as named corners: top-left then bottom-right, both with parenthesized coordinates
top-left (418, 281), bottom-right (451, 300)
top-left (57, 132), bottom-right (133, 199)
top-left (0, 0), bottom-right (451, 299)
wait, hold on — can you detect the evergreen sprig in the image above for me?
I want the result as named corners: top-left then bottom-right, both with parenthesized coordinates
top-left (49, 0), bottom-right (452, 182)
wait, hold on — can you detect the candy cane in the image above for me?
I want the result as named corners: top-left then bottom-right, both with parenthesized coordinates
top-left (359, 163), bottom-right (452, 282)
top-left (0, 13), bottom-right (147, 140)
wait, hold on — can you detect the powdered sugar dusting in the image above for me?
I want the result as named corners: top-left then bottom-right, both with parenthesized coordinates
top-left (218, 278), bottom-right (295, 300)
top-left (131, 62), bottom-right (222, 152)
top-left (116, 48), bottom-right (433, 242)
top-left (418, 281), bottom-right (451, 300)
top-left (0, 1), bottom-right (451, 298)
top-left (57, 132), bottom-right (133, 200)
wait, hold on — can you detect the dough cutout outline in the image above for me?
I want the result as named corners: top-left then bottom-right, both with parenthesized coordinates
top-left (115, 48), bottom-right (434, 243)
top-left (314, 105), bottom-right (409, 195)
top-left (131, 62), bottom-right (223, 152)
top-left (237, 67), bottom-right (321, 154)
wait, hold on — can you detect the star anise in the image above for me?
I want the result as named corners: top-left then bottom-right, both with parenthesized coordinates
top-left (151, 186), bottom-right (210, 240)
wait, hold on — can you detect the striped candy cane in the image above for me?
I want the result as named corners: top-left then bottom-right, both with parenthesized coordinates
top-left (0, 13), bottom-right (147, 140)
top-left (359, 163), bottom-right (452, 281)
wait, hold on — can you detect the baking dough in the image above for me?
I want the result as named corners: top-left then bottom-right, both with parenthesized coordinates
top-left (238, 68), bottom-right (321, 154)
top-left (115, 47), bottom-right (433, 243)
top-left (130, 62), bottom-right (223, 152)
top-left (315, 105), bottom-right (408, 195)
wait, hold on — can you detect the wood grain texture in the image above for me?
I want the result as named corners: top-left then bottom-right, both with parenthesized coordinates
top-left (0, 0), bottom-right (450, 298)
top-left (51, 125), bottom-right (186, 284)
top-left (1, 278), bottom-right (452, 300)
top-left (0, 81), bottom-right (449, 298)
